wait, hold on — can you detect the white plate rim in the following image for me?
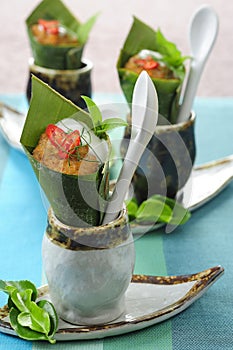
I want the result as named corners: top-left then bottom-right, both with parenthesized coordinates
top-left (0, 265), bottom-right (224, 341)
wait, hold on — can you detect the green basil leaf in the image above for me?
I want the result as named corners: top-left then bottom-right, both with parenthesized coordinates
top-left (5, 286), bottom-right (16, 295)
top-left (0, 278), bottom-right (58, 343)
top-left (95, 118), bottom-right (128, 134)
top-left (153, 194), bottom-right (177, 208)
top-left (17, 302), bottom-right (50, 335)
top-left (166, 201), bottom-right (191, 225)
top-left (150, 194), bottom-right (191, 224)
top-left (9, 308), bottom-right (55, 343)
top-left (81, 95), bottom-right (102, 127)
top-left (10, 289), bottom-right (32, 313)
top-left (156, 29), bottom-right (183, 64)
top-left (37, 300), bottom-right (58, 337)
top-left (127, 194), bottom-right (191, 227)
top-left (17, 312), bottom-right (32, 327)
top-left (6, 280), bottom-right (37, 301)
top-left (155, 29), bottom-right (188, 79)
top-left (136, 198), bottom-right (173, 224)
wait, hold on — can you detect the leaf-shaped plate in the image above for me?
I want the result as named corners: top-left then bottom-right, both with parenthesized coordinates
top-left (0, 266), bottom-right (224, 341)
top-left (129, 155), bottom-right (233, 234)
top-left (0, 103), bottom-right (25, 152)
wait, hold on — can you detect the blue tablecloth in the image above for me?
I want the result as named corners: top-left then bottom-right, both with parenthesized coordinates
top-left (0, 94), bottom-right (233, 349)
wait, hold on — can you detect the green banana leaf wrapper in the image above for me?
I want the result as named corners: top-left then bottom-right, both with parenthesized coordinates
top-left (20, 76), bottom-right (110, 227)
top-left (117, 17), bottom-right (187, 123)
top-left (26, 0), bottom-right (98, 69)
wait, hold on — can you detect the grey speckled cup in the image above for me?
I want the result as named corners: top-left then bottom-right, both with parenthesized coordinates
top-left (42, 207), bottom-right (135, 325)
top-left (26, 58), bottom-right (93, 109)
top-left (121, 112), bottom-right (196, 203)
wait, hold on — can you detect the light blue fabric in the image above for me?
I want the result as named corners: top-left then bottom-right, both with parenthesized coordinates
top-left (163, 97), bottom-right (233, 349)
top-left (0, 94), bottom-right (233, 349)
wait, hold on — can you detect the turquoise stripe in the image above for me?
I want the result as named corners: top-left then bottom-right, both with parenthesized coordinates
top-left (134, 231), bottom-right (167, 275)
top-left (163, 98), bottom-right (233, 349)
top-left (32, 340), bottom-right (103, 349)
top-left (103, 232), bottom-right (172, 349)
top-left (103, 323), bottom-right (172, 350)
top-left (194, 98), bottom-right (233, 164)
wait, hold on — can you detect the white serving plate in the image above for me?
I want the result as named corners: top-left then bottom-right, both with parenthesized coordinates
top-left (130, 155), bottom-right (233, 234)
top-left (0, 103), bottom-right (25, 152)
top-left (0, 266), bottom-right (224, 341)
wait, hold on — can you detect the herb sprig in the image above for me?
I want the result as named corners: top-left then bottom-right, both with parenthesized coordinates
top-left (126, 194), bottom-right (191, 227)
top-left (155, 29), bottom-right (190, 80)
top-left (0, 280), bottom-right (58, 344)
top-left (82, 96), bottom-right (128, 139)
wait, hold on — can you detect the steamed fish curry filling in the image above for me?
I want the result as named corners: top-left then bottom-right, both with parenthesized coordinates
top-left (33, 124), bottom-right (99, 175)
top-left (31, 19), bottom-right (79, 46)
top-left (124, 54), bottom-right (175, 80)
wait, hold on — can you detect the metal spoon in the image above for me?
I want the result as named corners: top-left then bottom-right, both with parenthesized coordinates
top-left (102, 71), bottom-right (158, 224)
top-left (177, 5), bottom-right (219, 123)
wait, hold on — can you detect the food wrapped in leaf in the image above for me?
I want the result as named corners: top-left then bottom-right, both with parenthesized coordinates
top-left (117, 16), bottom-right (189, 123)
top-left (26, 0), bottom-right (98, 69)
top-left (20, 76), bottom-right (127, 227)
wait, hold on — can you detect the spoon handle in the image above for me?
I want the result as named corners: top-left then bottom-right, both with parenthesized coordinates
top-left (177, 62), bottom-right (203, 123)
top-left (102, 131), bottom-right (147, 224)
top-left (102, 71), bottom-right (158, 225)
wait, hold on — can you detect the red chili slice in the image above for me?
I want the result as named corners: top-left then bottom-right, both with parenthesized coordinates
top-left (45, 124), bottom-right (81, 159)
top-left (135, 59), bottom-right (146, 67)
top-left (135, 57), bottom-right (159, 70)
top-left (46, 124), bottom-right (65, 147)
top-left (46, 27), bottom-right (59, 35)
top-left (38, 19), bottom-right (59, 34)
top-left (143, 60), bottom-right (159, 70)
top-left (59, 130), bottom-right (81, 159)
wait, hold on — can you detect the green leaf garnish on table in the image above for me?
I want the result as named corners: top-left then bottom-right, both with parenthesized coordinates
top-left (126, 194), bottom-right (191, 227)
top-left (0, 280), bottom-right (58, 344)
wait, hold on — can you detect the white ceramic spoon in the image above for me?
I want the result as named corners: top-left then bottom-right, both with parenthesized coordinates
top-left (102, 71), bottom-right (158, 224)
top-left (177, 5), bottom-right (219, 123)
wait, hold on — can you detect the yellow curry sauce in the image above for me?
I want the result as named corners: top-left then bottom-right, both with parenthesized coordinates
top-left (33, 127), bottom-right (98, 176)
top-left (124, 55), bottom-right (175, 80)
top-left (31, 19), bottom-right (79, 46)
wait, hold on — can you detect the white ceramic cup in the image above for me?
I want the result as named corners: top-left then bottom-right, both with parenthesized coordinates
top-left (42, 207), bottom-right (135, 325)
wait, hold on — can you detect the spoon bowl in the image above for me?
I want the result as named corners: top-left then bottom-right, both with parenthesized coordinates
top-left (177, 5), bottom-right (219, 123)
top-left (190, 6), bottom-right (218, 60)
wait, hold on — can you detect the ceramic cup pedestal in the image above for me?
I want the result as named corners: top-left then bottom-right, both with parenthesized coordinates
top-left (42, 207), bottom-right (135, 325)
top-left (121, 112), bottom-right (196, 203)
top-left (26, 57), bottom-right (93, 109)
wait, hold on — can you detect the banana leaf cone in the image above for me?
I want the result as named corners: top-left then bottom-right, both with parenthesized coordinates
top-left (117, 17), bottom-right (188, 123)
top-left (20, 76), bottom-right (110, 227)
top-left (26, 0), bottom-right (98, 69)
